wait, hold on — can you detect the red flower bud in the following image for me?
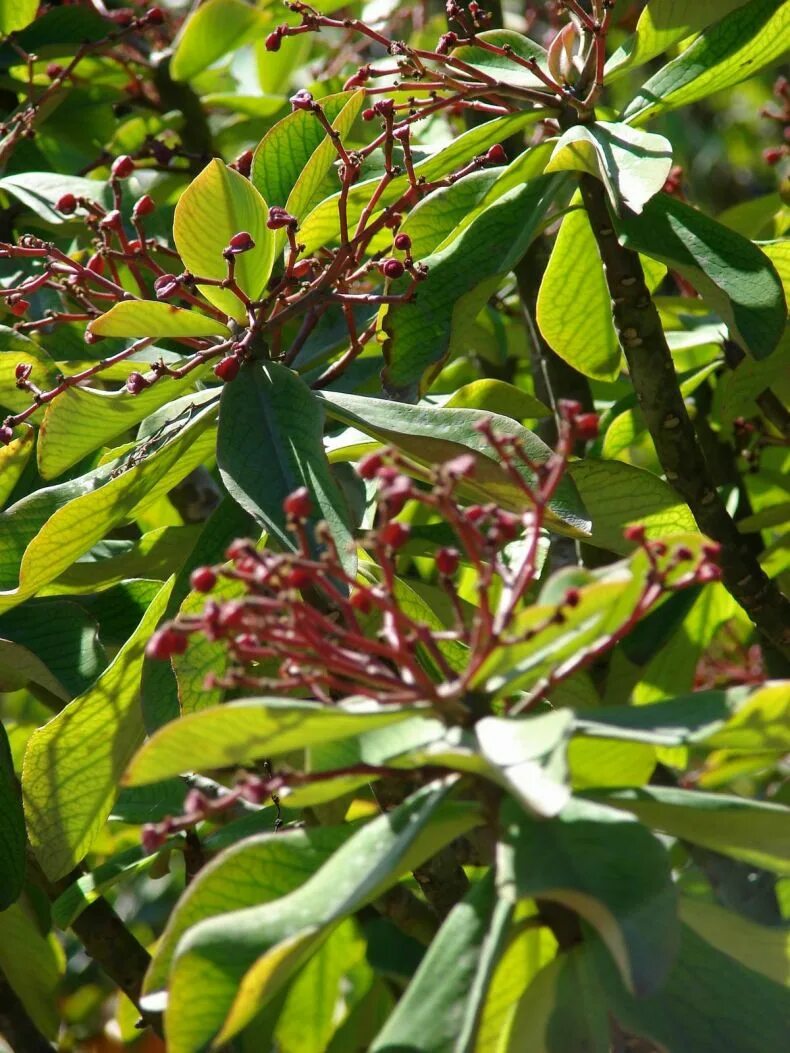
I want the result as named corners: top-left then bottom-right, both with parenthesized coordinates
top-left (362, 108), bottom-right (376, 121)
top-left (233, 149), bottom-right (253, 178)
top-left (436, 547), bottom-right (460, 576)
top-left (267, 206), bottom-right (297, 230)
top-left (291, 258), bottom-right (314, 280)
top-left (226, 231), bottom-right (255, 255)
top-left (349, 588), bottom-right (373, 613)
top-left (564, 588), bottom-right (581, 607)
top-left (574, 412), bottom-right (599, 441)
top-left (373, 99), bottom-right (395, 118)
top-left (358, 452), bottom-right (385, 479)
top-left (623, 524), bottom-right (646, 544)
top-left (674, 546), bottom-right (693, 562)
top-left (344, 66), bottom-right (370, 90)
top-left (384, 212), bottom-right (403, 229)
top-left (214, 355), bottom-right (241, 382)
top-left (0, 425), bottom-right (14, 446)
top-left (394, 232), bottom-right (412, 252)
top-left (56, 193), bottom-right (77, 214)
top-left (147, 626), bottom-right (188, 660)
top-left (154, 273), bottom-right (179, 298)
top-left (99, 209), bottom-right (122, 230)
top-left (190, 567), bottom-right (217, 593)
top-left (145, 6), bottom-right (165, 25)
top-left (284, 486), bottom-right (312, 520)
top-left (436, 32), bottom-right (458, 55)
top-left (381, 521), bottom-right (411, 550)
top-left (465, 504), bottom-right (487, 524)
top-left (125, 371), bottom-right (150, 395)
top-left (14, 362), bottom-right (32, 382)
top-left (557, 398), bottom-right (583, 421)
top-left (380, 258), bottom-right (405, 280)
top-left (290, 89), bottom-right (314, 111)
top-left (111, 154), bottom-right (135, 180)
top-left (265, 29), bottom-right (283, 51)
top-left (132, 194), bottom-right (155, 219)
top-left (284, 566), bottom-right (312, 589)
top-left (10, 299), bottom-right (30, 317)
top-left (46, 63), bottom-right (65, 79)
top-left (86, 253), bottom-right (105, 275)
top-left (486, 144), bottom-right (507, 165)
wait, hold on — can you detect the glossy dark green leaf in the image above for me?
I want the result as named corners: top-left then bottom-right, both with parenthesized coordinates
top-left (217, 360), bottom-right (354, 568)
top-left (615, 193), bottom-right (785, 360)
top-left (371, 873), bottom-right (512, 1053)
top-left (498, 795), bottom-right (678, 997)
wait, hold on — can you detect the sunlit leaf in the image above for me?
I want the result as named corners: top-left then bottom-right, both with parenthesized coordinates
top-left (0, 902), bottom-right (63, 1039)
top-left (87, 301), bottom-right (229, 339)
top-left (170, 0), bottom-right (267, 82)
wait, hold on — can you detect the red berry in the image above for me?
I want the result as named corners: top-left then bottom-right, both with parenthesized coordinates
top-left (111, 154), bottom-right (135, 179)
top-left (0, 425), bottom-right (14, 445)
top-left (10, 299), bottom-right (30, 317)
top-left (465, 504), bottom-right (487, 524)
top-left (284, 487), bottom-right (312, 520)
top-left (436, 547), bottom-right (460, 576)
top-left (290, 89), bottom-right (314, 111)
top-left (147, 626), bottom-right (188, 660)
top-left (564, 588), bottom-right (581, 607)
top-left (394, 233), bottom-right (412, 252)
top-left (154, 273), bottom-right (179, 299)
top-left (574, 412), bottom-right (599, 441)
top-left (267, 206), bottom-right (297, 230)
top-left (126, 371), bottom-right (150, 395)
top-left (381, 258), bottom-right (405, 280)
top-left (623, 524), bottom-right (647, 544)
top-left (381, 521), bottom-right (410, 549)
top-left (283, 566), bottom-right (312, 589)
top-left (362, 108), bottom-right (376, 121)
top-left (358, 452), bottom-right (385, 479)
top-left (46, 63), bottom-right (65, 79)
top-left (145, 6), bottom-right (165, 24)
top-left (226, 231), bottom-right (255, 255)
top-left (265, 30), bottom-right (282, 51)
top-left (486, 144), bottom-right (507, 165)
top-left (56, 193), bottom-right (77, 214)
top-left (132, 194), bottom-right (155, 219)
top-left (190, 567), bottom-right (217, 592)
top-left (214, 355), bottom-right (241, 382)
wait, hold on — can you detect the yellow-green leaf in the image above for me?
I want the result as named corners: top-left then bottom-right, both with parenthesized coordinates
top-left (173, 158), bottom-right (273, 321)
top-left (679, 898), bottom-right (789, 986)
top-left (0, 902), bottom-right (63, 1039)
top-left (170, 0), bottom-right (267, 83)
top-left (0, 425), bottom-right (34, 507)
top-left (86, 301), bottom-right (230, 339)
top-left (0, 0), bottom-right (38, 34)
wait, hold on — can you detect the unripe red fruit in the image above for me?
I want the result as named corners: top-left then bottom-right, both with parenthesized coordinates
top-left (290, 89), bottom-right (314, 111)
top-left (10, 299), bottom-right (30, 317)
top-left (574, 412), bottom-right (599, 441)
top-left (381, 258), bottom-right (405, 280)
top-left (126, 371), bottom-right (150, 395)
top-left (111, 154), bottom-right (135, 179)
top-left (154, 273), bottom-right (179, 299)
top-left (265, 30), bottom-right (282, 51)
top-left (362, 108), bottom-right (376, 121)
top-left (132, 194), bottom-right (155, 219)
top-left (56, 193), bottom-right (77, 214)
top-left (145, 6), bottom-right (165, 24)
top-left (623, 524), bottom-right (646, 544)
top-left (147, 626), bottom-right (188, 660)
top-left (226, 231), bottom-right (255, 255)
top-left (436, 547), bottom-right (460, 576)
top-left (46, 63), bottom-right (65, 79)
top-left (486, 144), bottom-right (507, 165)
top-left (381, 521), bottom-right (410, 549)
top-left (394, 233), bottom-right (412, 252)
top-left (358, 452), bottom-right (384, 479)
top-left (214, 355), bottom-right (241, 382)
top-left (190, 566), bottom-right (217, 592)
top-left (0, 425), bottom-right (14, 446)
top-left (284, 486), bottom-right (312, 520)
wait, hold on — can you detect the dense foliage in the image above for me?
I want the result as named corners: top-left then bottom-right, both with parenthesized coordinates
top-left (0, 1), bottom-right (788, 1051)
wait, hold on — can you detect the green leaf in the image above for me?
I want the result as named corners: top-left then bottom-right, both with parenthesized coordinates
top-left (568, 458), bottom-right (697, 553)
top-left (398, 171), bottom-right (500, 261)
top-left (320, 390), bottom-right (591, 537)
top-left (381, 176), bottom-right (563, 399)
top-left (590, 922), bottom-right (790, 1053)
top-left (0, 425), bottom-right (33, 508)
top-left (170, 0), bottom-right (267, 82)
top-left (37, 367), bottom-right (212, 479)
top-left (173, 158), bottom-right (273, 322)
top-left (86, 301), bottom-right (229, 340)
top-left (298, 112), bottom-right (546, 255)
top-left (164, 781), bottom-right (480, 1052)
top-left (217, 360), bottom-right (354, 566)
top-left (475, 711), bottom-right (573, 818)
top-left (124, 698), bottom-right (427, 787)
top-left (593, 786), bottom-right (790, 874)
top-left (0, 326), bottom-right (59, 413)
top-left (498, 795), bottom-right (678, 997)
top-left (623, 0), bottom-right (789, 124)
top-left (0, 902), bottom-right (63, 1039)
top-left (371, 873), bottom-right (512, 1053)
top-left (679, 898), bottom-right (789, 986)
top-left (0, 397), bottom-right (217, 615)
top-left (144, 823), bottom-right (356, 994)
top-left (606, 0), bottom-right (752, 76)
top-left (444, 379), bottom-right (551, 419)
top-left (545, 122), bottom-right (672, 216)
top-left (0, 721), bottom-right (24, 909)
top-left (615, 193), bottom-right (786, 361)
top-left (0, 171), bottom-right (109, 224)
top-left (21, 579), bottom-right (173, 880)
top-left (450, 30), bottom-right (548, 89)
top-left (0, 0), bottom-right (38, 35)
